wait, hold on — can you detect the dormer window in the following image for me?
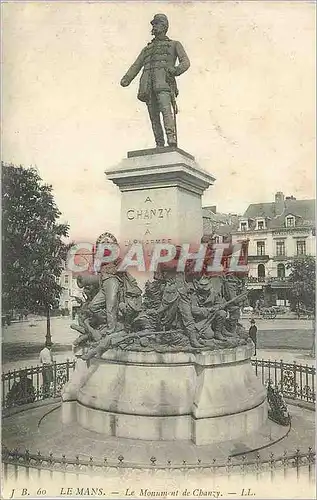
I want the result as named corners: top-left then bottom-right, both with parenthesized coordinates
top-left (239, 221), bottom-right (248, 231)
top-left (256, 218), bottom-right (265, 230)
top-left (285, 215), bottom-right (295, 227)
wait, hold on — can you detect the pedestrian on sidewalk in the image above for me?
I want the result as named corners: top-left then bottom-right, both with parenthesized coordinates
top-left (249, 319), bottom-right (257, 356)
top-left (39, 341), bottom-right (54, 398)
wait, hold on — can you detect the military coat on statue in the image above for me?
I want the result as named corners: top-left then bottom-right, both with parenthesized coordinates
top-left (122, 36), bottom-right (190, 102)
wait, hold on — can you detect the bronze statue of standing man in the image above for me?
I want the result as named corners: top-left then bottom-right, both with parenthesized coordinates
top-left (120, 14), bottom-right (190, 147)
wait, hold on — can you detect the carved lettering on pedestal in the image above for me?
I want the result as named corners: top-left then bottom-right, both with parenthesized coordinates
top-left (126, 208), bottom-right (172, 220)
top-left (144, 197), bottom-right (152, 203)
top-left (124, 238), bottom-right (172, 246)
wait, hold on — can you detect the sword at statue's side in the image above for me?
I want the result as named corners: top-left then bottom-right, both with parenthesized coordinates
top-left (167, 71), bottom-right (179, 147)
top-left (171, 91), bottom-right (178, 147)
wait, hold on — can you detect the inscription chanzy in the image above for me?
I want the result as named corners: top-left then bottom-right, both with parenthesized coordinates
top-left (126, 208), bottom-right (172, 220)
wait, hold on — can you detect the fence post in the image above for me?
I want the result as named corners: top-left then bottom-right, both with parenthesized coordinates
top-left (255, 452), bottom-right (261, 471)
top-left (280, 360), bottom-right (284, 393)
top-left (293, 361), bottom-right (297, 399)
top-left (274, 360), bottom-right (277, 387)
top-left (53, 362), bottom-right (57, 397)
top-left (299, 363), bottom-right (303, 400)
top-left (269, 452), bottom-right (275, 482)
top-left (305, 364), bottom-right (309, 402)
top-left (66, 359), bottom-right (70, 382)
top-left (254, 358), bottom-right (258, 376)
top-left (294, 448), bottom-right (301, 479)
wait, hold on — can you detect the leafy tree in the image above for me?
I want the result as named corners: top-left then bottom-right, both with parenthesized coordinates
top-left (286, 255), bottom-right (316, 355)
top-left (2, 163), bottom-right (69, 343)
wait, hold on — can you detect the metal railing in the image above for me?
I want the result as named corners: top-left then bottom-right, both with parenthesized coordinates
top-left (246, 276), bottom-right (288, 284)
top-left (1, 358), bottom-right (315, 476)
top-left (2, 358), bottom-right (315, 410)
top-left (2, 360), bottom-right (76, 409)
top-left (1, 446), bottom-right (315, 476)
top-left (251, 359), bottom-right (315, 403)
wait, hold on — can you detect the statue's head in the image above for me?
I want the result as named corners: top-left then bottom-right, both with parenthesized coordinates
top-left (195, 276), bottom-right (212, 294)
top-left (150, 13), bottom-right (169, 36)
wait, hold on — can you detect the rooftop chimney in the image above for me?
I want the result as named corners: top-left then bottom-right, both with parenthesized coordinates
top-left (275, 192), bottom-right (285, 215)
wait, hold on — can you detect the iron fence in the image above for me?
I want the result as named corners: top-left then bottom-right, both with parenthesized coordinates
top-left (1, 446), bottom-right (315, 475)
top-left (251, 359), bottom-right (315, 403)
top-left (1, 358), bottom-right (315, 409)
top-left (1, 358), bottom-right (315, 476)
top-left (1, 360), bottom-right (76, 409)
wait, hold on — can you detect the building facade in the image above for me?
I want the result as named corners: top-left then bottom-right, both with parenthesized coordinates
top-left (58, 269), bottom-right (84, 316)
top-left (231, 192), bottom-right (315, 307)
top-left (203, 193), bottom-right (315, 307)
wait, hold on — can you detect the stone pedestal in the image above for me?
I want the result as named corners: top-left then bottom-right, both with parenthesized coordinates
top-left (106, 147), bottom-right (215, 248)
top-left (62, 341), bottom-right (268, 445)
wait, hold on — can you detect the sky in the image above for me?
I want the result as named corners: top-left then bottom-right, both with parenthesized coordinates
top-left (2, 1), bottom-right (315, 242)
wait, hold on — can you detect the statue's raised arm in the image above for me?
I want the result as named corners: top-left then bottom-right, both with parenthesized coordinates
top-left (120, 13), bottom-right (190, 148)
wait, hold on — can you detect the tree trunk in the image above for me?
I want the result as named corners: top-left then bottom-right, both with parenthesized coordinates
top-left (46, 306), bottom-right (51, 344)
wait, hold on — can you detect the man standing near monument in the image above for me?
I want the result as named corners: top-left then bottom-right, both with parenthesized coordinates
top-left (249, 319), bottom-right (258, 356)
top-left (39, 341), bottom-right (54, 398)
top-left (120, 13), bottom-right (190, 147)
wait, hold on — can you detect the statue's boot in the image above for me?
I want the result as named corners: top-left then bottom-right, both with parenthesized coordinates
top-left (73, 333), bottom-right (89, 347)
top-left (201, 338), bottom-right (218, 349)
top-left (222, 328), bottom-right (237, 338)
top-left (188, 330), bottom-right (203, 348)
top-left (81, 348), bottom-right (98, 361)
top-left (214, 330), bottom-right (227, 341)
top-left (70, 323), bottom-right (86, 335)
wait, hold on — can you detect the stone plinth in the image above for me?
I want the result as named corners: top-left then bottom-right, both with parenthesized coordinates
top-left (105, 147), bottom-right (215, 247)
top-left (62, 341), bottom-right (268, 445)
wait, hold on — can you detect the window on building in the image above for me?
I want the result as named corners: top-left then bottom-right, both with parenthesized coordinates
top-left (276, 241), bottom-right (285, 256)
top-left (286, 216), bottom-right (295, 227)
top-left (257, 220), bottom-right (265, 230)
top-left (296, 240), bottom-right (306, 256)
top-left (64, 275), bottom-right (69, 285)
top-left (213, 236), bottom-right (220, 244)
top-left (257, 264), bottom-right (266, 278)
top-left (65, 301), bottom-right (69, 309)
top-left (277, 263), bottom-right (285, 279)
top-left (257, 241), bottom-right (265, 256)
top-left (240, 222), bottom-right (247, 231)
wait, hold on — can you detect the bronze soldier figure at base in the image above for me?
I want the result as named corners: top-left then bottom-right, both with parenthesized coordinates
top-left (120, 13), bottom-right (190, 147)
